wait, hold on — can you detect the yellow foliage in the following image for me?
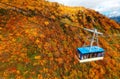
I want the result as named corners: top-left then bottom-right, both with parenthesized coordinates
top-left (44, 21), bottom-right (49, 26)
top-left (38, 74), bottom-right (43, 79)
top-left (40, 34), bottom-right (45, 38)
top-left (35, 39), bottom-right (40, 44)
top-left (100, 68), bottom-right (105, 75)
top-left (33, 62), bottom-right (39, 66)
top-left (50, 15), bottom-right (56, 20)
top-left (27, 6), bottom-right (35, 10)
top-left (34, 55), bottom-right (41, 59)
top-left (0, 35), bottom-right (3, 40)
top-left (16, 70), bottom-right (20, 74)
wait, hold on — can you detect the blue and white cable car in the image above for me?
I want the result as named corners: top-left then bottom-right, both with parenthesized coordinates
top-left (77, 28), bottom-right (105, 63)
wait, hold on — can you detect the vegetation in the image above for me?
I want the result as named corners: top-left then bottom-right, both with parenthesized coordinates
top-left (0, 0), bottom-right (120, 79)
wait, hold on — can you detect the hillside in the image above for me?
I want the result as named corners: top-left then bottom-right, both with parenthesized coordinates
top-left (0, 0), bottom-right (120, 79)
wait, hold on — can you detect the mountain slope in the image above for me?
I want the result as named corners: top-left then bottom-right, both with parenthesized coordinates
top-left (0, 0), bottom-right (120, 79)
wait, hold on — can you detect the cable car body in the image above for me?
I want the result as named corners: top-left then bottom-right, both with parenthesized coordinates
top-left (77, 46), bottom-right (105, 63)
top-left (77, 28), bottom-right (105, 63)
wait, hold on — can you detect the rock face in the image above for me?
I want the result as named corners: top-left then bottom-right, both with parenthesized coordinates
top-left (0, 0), bottom-right (120, 79)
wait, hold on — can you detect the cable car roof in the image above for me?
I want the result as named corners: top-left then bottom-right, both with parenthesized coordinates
top-left (77, 46), bottom-right (104, 54)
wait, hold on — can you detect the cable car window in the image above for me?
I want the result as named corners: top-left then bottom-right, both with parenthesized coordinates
top-left (97, 52), bottom-right (104, 57)
top-left (80, 52), bottom-right (105, 60)
top-left (94, 53), bottom-right (97, 57)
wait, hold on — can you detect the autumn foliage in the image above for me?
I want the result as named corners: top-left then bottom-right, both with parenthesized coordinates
top-left (0, 0), bottom-right (120, 79)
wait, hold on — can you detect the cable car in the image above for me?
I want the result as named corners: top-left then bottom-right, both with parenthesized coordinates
top-left (77, 28), bottom-right (105, 63)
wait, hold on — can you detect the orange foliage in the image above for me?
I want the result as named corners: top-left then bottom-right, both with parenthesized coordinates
top-left (0, 0), bottom-right (120, 79)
